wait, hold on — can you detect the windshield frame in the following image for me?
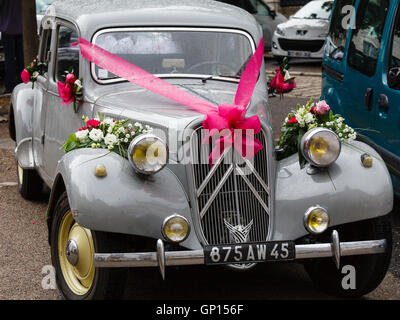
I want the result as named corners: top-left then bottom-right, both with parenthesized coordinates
top-left (90, 27), bottom-right (256, 85)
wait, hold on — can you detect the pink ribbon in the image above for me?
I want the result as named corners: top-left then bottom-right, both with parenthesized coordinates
top-left (270, 68), bottom-right (296, 93)
top-left (78, 36), bottom-right (264, 164)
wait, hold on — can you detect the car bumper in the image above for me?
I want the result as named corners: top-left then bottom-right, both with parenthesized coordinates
top-left (93, 230), bottom-right (387, 279)
top-left (271, 34), bottom-right (325, 59)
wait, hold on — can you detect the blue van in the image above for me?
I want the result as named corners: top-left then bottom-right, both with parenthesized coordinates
top-left (321, 0), bottom-right (400, 196)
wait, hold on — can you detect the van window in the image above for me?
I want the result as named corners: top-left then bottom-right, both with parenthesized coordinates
top-left (326, 0), bottom-right (356, 61)
top-left (390, 11), bottom-right (400, 68)
top-left (56, 25), bottom-right (79, 80)
top-left (347, 0), bottom-right (390, 76)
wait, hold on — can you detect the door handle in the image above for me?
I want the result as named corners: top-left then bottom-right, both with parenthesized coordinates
top-left (378, 94), bottom-right (389, 113)
top-left (365, 88), bottom-right (373, 111)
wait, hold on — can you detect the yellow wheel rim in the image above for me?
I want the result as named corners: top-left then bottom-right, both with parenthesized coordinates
top-left (17, 164), bottom-right (23, 185)
top-left (58, 210), bottom-right (95, 296)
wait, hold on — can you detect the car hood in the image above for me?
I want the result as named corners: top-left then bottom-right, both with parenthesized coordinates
top-left (93, 80), bottom-right (239, 131)
top-left (277, 18), bottom-right (329, 38)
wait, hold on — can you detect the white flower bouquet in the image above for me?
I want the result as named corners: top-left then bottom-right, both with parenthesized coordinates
top-left (278, 97), bottom-right (357, 166)
top-left (62, 114), bottom-right (152, 159)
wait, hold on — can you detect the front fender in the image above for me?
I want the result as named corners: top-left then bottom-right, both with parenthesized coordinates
top-left (273, 141), bottom-right (393, 241)
top-left (55, 148), bottom-right (202, 250)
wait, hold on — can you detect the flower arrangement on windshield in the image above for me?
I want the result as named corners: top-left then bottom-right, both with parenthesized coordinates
top-left (61, 114), bottom-right (152, 159)
top-left (278, 98), bottom-right (357, 165)
top-left (21, 57), bottom-right (48, 89)
top-left (57, 67), bottom-right (83, 112)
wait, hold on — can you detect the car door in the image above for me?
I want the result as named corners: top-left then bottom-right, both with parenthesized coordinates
top-left (341, 0), bottom-right (390, 131)
top-left (32, 26), bottom-right (52, 180)
top-left (43, 20), bottom-right (82, 180)
top-left (370, 0), bottom-right (400, 175)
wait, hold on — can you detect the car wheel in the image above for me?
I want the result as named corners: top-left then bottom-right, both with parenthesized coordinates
top-left (50, 191), bottom-right (128, 300)
top-left (303, 215), bottom-right (392, 298)
top-left (16, 163), bottom-right (44, 200)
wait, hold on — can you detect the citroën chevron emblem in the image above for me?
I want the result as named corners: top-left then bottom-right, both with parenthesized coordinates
top-left (224, 219), bottom-right (253, 243)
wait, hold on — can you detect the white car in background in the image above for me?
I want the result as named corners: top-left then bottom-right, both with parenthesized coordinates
top-left (272, 0), bottom-right (333, 61)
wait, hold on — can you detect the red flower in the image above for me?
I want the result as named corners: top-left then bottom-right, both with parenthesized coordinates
top-left (86, 119), bottom-right (101, 129)
top-left (78, 126), bottom-right (87, 131)
top-left (57, 81), bottom-right (74, 105)
top-left (288, 116), bottom-right (298, 124)
top-left (65, 73), bottom-right (77, 85)
top-left (310, 107), bottom-right (316, 114)
top-left (21, 69), bottom-right (31, 84)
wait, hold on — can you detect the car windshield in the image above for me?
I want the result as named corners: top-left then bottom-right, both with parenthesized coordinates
top-left (292, 0), bottom-right (333, 20)
top-left (92, 29), bottom-right (254, 82)
top-left (36, 0), bottom-right (56, 14)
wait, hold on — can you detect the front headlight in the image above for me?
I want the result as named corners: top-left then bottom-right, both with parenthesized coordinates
top-left (162, 214), bottom-right (190, 243)
top-left (304, 206), bottom-right (330, 234)
top-left (301, 128), bottom-right (341, 167)
top-left (128, 134), bottom-right (168, 175)
top-left (276, 27), bottom-right (286, 36)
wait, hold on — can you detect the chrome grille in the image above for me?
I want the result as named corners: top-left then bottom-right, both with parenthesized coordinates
top-left (190, 128), bottom-right (270, 245)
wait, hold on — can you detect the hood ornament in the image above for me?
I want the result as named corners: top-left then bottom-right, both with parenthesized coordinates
top-left (224, 219), bottom-right (253, 243)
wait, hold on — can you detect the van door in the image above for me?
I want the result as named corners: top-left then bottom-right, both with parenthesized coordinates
top-left (370, 0), bottom-right (400, 178)
top-left (341, 0), bottom-right (390, 131)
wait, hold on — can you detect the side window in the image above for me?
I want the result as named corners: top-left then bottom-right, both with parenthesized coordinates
top-left (326, 0), bottom-right (356, 61)
top-left (39, 28), bottom-right (52, 73)
top-left (347, 0), bottom-right (390, 76)
top-left (56, 25), bottom-right (79, 80)
top-left (388, 7), bottom-right (400, 90)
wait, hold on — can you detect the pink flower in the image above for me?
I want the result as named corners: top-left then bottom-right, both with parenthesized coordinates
top-left (57, 81), bottom-right (74, 105)
top-left (65, 73), bottom-right (77, 85)
top-left (314, 100), bottom-right (330, 115)
top-left (21, 69), bottom-right (31, 84)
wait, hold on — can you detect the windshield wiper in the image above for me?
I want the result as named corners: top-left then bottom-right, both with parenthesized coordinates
top-left (201, 74), bottom-right (240, 83)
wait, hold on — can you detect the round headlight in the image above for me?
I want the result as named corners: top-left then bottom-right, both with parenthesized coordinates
top-left (128, 134), bottom-right (168, 175)
top-left (304, 206), bottom-right (330, 234)
top-left (301, 128), bottom-right (341, 167)
top-left (162, 214), bottom-right (190, 243)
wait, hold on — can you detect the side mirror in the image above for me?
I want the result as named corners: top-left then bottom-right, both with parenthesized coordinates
top-left (388, 67), bottom-right (400, 90)
top-left (270, 10), bottom-right (277, 19)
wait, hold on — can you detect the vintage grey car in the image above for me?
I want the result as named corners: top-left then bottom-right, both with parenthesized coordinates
top-left (9, 0), bottom-right (393, 299)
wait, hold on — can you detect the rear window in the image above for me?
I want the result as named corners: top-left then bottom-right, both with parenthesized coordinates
top-left (347, 0), bottom-right (390, 76)
top-left (326, 0), bottom-right (356, 61)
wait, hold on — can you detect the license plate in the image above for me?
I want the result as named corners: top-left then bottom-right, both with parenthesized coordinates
top-left (287, 51), bottom-right (311, 57)
top-left (204, 241), bottom-right (295, 265)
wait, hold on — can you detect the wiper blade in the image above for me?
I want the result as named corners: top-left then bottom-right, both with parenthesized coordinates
top-left (201, 74), bottom-right (240, 83)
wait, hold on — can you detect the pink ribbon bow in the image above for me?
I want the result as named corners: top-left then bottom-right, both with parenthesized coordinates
top-left (78, 36), bottom-right (265, 165)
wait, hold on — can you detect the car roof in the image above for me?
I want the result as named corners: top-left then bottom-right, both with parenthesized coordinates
top-left (52, 0), bottom-right (262, 44)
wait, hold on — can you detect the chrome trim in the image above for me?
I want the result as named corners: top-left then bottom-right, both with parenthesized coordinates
top-left (90, 27), bottom-right (256, 85)
top-left (199, 164), bottom-right (234, 218)
top-left (303, 205), bottom-right (330, 234)
top-left (161, 214), bottom-right (191, 243)
top-left (93, 236), bottom-right (387, 272)
top-left (157, 239), bottom-right (165, 280)
top-left (331, 230), bottom-right (341, 269)
top-left (127, 134), bottom-right (169, 175)
top-left (65, 239), bottom-right (79, 266)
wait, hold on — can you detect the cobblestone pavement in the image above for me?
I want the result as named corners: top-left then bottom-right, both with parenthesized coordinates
top-left (265, 57), bottom-right (323, 99)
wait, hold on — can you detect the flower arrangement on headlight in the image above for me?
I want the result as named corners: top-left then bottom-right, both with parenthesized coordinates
top-left (278, 97), bottom-right (357, 167)
top-left (61, 114), bottom-right (153, 161)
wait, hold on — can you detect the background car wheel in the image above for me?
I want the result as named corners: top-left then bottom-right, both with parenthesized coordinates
top-left (303, 215), bottom-right (392, 298)
top-left (50, 191), bottom-right (128, 300)
top-left (16, 163), bottom-right (44, 200)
